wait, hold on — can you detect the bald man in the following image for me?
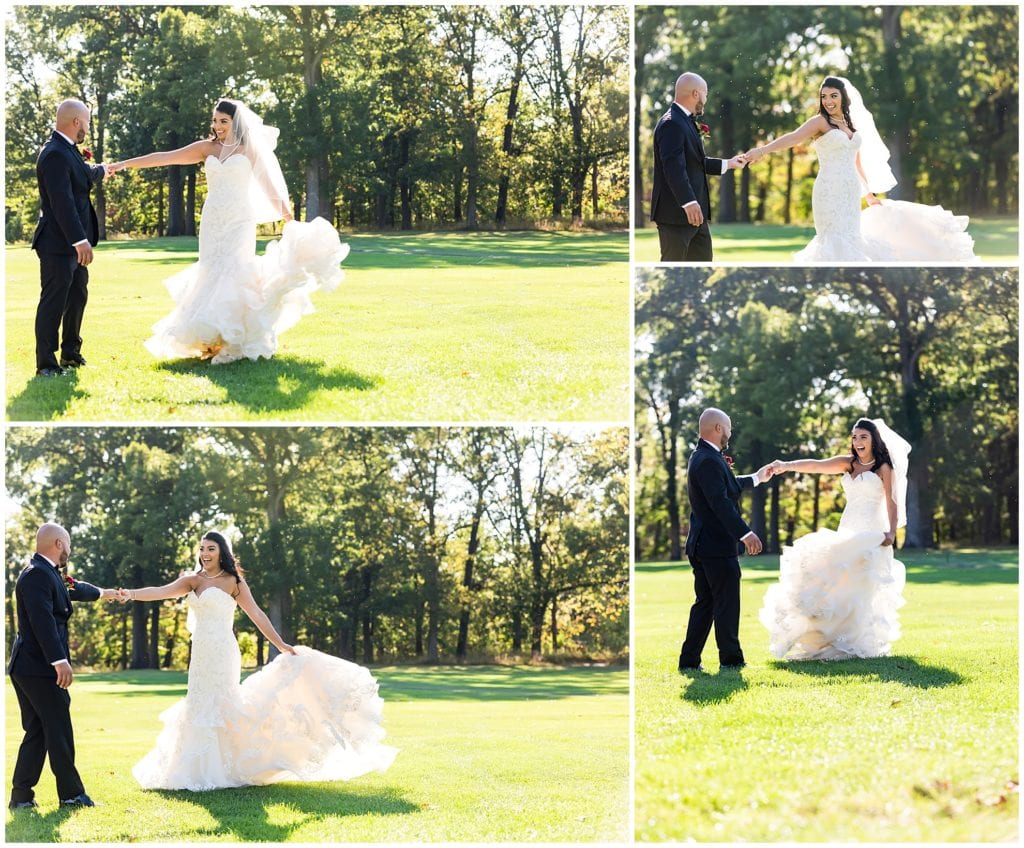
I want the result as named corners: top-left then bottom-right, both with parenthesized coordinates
top-left (650, 73), bottom-right (747, 261)
top-left (678, 409), bottom-right (774, 672)
top-left (31, 99), bottom-right (111, 376)
top-left (7, 523), bottom-right (119, 809)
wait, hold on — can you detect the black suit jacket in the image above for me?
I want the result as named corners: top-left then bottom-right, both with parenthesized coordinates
top-left (7, 554), bottom-right (101, 677)
top-left (31, 131), bottom-right (105, 255)
top-left (651, 102), bottom-right (724, 225)
top-left (684, 441), bottom-right (754, 558)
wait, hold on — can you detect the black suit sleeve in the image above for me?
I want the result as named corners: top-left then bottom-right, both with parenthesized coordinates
top-left (69, 580), bottom-right (102, 602)
top-left (40, 151), bottom-right (88, 246)
top-left (20, 569), bottom-right (67, 665)
top-left (704, 157), bottom-right (724, 176)
top-left (657, 119), bottom-right (698, 208)
top-left (87, 163), bottom-right (106, 186)
top-left (737, 474), bottom-right (755, 492)
top-left (693, 459), bottom-right (752, 540)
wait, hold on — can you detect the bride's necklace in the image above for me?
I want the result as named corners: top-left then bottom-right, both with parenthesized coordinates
top-left (218, 138), bottom-right (240, 161)
top-left (200, 568), bottom-right (225, 579)
top-left (854, 456), bottom-right (875, 467)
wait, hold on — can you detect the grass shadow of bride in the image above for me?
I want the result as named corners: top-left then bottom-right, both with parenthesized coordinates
top-left (157, 355), bottom-right (379, 414)
top-left (770, 655), bottom-right (965, 689)
top-left (150, 782), bottom-right (418, 842)
top-left (681, 669), bottom-right (750, 706)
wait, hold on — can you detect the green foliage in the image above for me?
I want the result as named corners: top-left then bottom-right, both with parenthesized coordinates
top-left (4, 664), bottom-right (628, 841)
top-left (634, 552), bottom-right (1018, 841)
top-left (5, 427), bottom-right (629, 669)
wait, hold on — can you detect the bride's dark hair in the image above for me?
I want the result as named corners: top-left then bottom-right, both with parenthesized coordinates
top-left (197, 531), bottom-right (245, 589)
top-left (819, 76), bottom-right (856, 133)
top-left (209, 98), bottom-right (243, 143)
top-left (848, 418), bottom-right (893, 473)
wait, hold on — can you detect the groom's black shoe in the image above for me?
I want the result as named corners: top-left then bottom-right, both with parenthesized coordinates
top-left (59, 356), bottom-right (86, 368)
top-left (678, 663), bottom-right (704, 674)
top-left (60, 793), bottom-right (95, 807)
top-left (720, 662), bottom-right (747, 670)
top-left (8, 799), bottom-right (38, 810)
top-left (35, 366), bottom-right (66, 377)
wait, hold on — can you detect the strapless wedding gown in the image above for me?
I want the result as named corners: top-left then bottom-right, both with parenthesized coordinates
top-left (144, 154), bottom-right (350, 363)
top-left (759, 470), bottom-right (906, 660)
top-left (794, 129), bottom-right (977, 262)
top-left (132, 586), bottom-right (397, 790)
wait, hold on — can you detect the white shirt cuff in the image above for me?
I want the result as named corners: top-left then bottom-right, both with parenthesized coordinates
top-left (52, 659), bottom-right (71, 667)
top-left (740, 531), bottom-right (756, 542)
top-left (682, 200), bottom-right (699, 210)
top-left (72, 239), bottom-right (89, 247)
top-left (748, 473), bottom-right (760, 487)
top-left (721, 160), bottom-right (728, 175)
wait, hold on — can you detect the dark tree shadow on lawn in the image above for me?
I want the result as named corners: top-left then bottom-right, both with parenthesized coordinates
top-left (681, 669), bottom-right (750, 706)
top-left (7, 369), bottom-right (87, 421)
top-left (157, 355), bottom-right (379, 413)
top-left (771, 655), bottom-right (965, 689)
top-left (148, 783), bottom-right (418, 842)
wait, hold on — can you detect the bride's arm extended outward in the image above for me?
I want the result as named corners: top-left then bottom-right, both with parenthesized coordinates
top-left (772, 454), bottom-right (851, 475)
top-left (876, 463), bottom-right (898, 546)
top-left (111, 139), bottom-right (217, 172)
top-left (854, 152), bottom-right (882, 206)
top-left (744, 115), bottom-right (829, 163)
top-left (233, 581), bottom-right (297, 655)
top-left (124, 574), bottom-right (198, 601)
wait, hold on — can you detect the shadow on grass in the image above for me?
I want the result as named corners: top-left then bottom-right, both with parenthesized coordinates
top-left (5, 804), bottom-right (78, 843)
top-left (680, 669), bottom-right (750, 706)
top-left (771, 654), bottom-right (965, 689)
top-left (156, 355), bottom-right (378, 413)
top-left (6, 369), bottom-right (86, 421)
top-left (147, 783), bottom-right (418, 842)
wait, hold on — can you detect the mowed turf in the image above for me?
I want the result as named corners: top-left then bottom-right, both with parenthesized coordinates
top-left (634, 548), bottom-right (1018, 842)
top-left (6, 664), bottom-right (628, 842)
top-left (5, 231), bottom-right (629, 422)
top-left (633, 217), bottom-right (1019, 263)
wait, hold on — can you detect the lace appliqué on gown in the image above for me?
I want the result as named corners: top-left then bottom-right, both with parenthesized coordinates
top-left (131, 587), bottom-right (397, 791)
top-left (144, 155), bottom-right (351, 363)
top-left (793, 130), bottom-right (978, 263)
top-left (759, 471), bottom-right (906, 660)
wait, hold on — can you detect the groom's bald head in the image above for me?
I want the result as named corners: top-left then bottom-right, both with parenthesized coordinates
top-left (699, 407), bottom-right (732, 450)
top-left (674, 72), bottom-right (709, 115)
top-left (55, 99), bottom-right (91, 144)
top-left (36, 522), bottom-right (71, 565)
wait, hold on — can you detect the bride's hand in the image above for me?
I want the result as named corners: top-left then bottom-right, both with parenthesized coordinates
top-left (278, 643), bottom-right (297, 655)
top-left (881, 531), bottom-right (895, 547)
top-left (744, 148), bottom-right (762, 163)
top-left (865, 192), bottom-right (882, 206)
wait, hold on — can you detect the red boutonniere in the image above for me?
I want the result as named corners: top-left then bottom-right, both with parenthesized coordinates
top-left (723, 455), bottom-right (735, 469)
top-left (81, 148), bottom-right (93, 161)
top-left (698, 123), bottom-right (711, 141)
top-left (63, 572), bottom-right (76, 589)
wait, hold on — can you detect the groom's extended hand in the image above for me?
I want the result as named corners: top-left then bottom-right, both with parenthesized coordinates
top-left (727, 153), bottom-right (748, 170)
top-left (755, 463), bottom-right (776, 483)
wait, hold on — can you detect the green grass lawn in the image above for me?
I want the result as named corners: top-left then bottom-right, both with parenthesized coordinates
top-left (5, 664), bottom-right (628, 842)
top-left (6, 231), bottom-right (629, 422)
top-left (635, 547), bottom-right (1018, 842)
top-left (633, 217), bottom-right (1019, 263)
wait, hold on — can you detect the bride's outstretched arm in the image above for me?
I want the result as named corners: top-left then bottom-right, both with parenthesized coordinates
top-left (111, 139), bottom-right (216, 172)
top-left (124, 574), bottom-right (197, 601)
top-left (746, 115), bottom-right (829, 162)
top-left (234, 581), bottom-right (297, 654)
top-left (877, 463), bottom-right (898, 544)
top-left (772, 454), bottom-right (851, 475)
top-left (854, 152), bottom-right (881, 205)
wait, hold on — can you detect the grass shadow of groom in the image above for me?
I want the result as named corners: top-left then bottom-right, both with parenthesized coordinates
top-left (680, 669), bottom-right (750, 706)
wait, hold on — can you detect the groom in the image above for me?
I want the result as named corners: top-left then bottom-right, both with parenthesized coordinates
top-left (32, 99), bottom-right (113, 376)
top-left (678, 408), bottom-right (774, 672)
top-left (651, 72), bottom-right (746, 261)
top-left (8, 523), bottom-right (122, 809)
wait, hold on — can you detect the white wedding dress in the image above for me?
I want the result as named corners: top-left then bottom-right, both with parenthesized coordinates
top-left (759, 470), bottom-right (906, 660)
top-left (794, 130), bottom-right (977, 262)
top-left (144, 154), bottom-right (350, 362)
top-left (132, 586), bottom-right (397, 791)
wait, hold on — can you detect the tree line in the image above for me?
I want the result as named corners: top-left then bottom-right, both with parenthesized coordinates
top-left (5, 4), bottom-right (628, 240)
top-left (635, 4), bottom-right (1019, 226)
top-left (635, 267), bottom-right (1018, 560)
top-left (5, 427), bottom-right (629, 670)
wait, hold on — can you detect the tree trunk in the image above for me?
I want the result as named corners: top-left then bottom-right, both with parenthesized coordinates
top-left (550, 594), bottom-right (559, 652)
top-left (880, 7), bottom-right (913, 200)
top-left (166, 164), bottom-right (185, 236)
top-left (783, 149), bottom-right (794, 224)
top-left (769, 476), bottom-right (780, 553)
top-left (362, 613), bottom-right (373, 664)
top-left (130, 603), bottom-right (149, 668)
top-left (185, 169), bottom-right (197, 236)
top-left (399, 133), bottom-right (413, 230)
top-left (738, 164), bottom-right (751, 223)
top-left (812, 474), bottom-right (820, 531)
top-left (716, 98), bottom-right (736, 222)
top-left (591, 161), bottom-right (600, 216)
top-left (495, 57), bottom-right (524, 228)
top-left (148, 602), bottom-right (161, 668)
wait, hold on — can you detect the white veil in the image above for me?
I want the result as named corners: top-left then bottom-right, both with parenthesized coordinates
top-left (871, 418), bottom-right (911, 529)
top-left (835, 77), bottom-right (898, 196)
top-left (222, 98), bottom-right (292, 224)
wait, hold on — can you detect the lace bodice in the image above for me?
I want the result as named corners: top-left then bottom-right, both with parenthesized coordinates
top-left (837, 470), bottom-right (888, 533)
top-left (204, 154), bottom-right (255, 206)
top-left (813, 129), bottom-right (862, 174)
top-left (185, 585), bottom-right (237, 637)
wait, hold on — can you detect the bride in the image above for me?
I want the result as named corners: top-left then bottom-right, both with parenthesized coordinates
top-left (111, 98), bottom-right (349, 364)
top-left (744, 76), bottom-right (978, 262)
top-left (759, 419), bottom-right (910, 660)
top-left (121, 531), bottom-right (397, 791)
